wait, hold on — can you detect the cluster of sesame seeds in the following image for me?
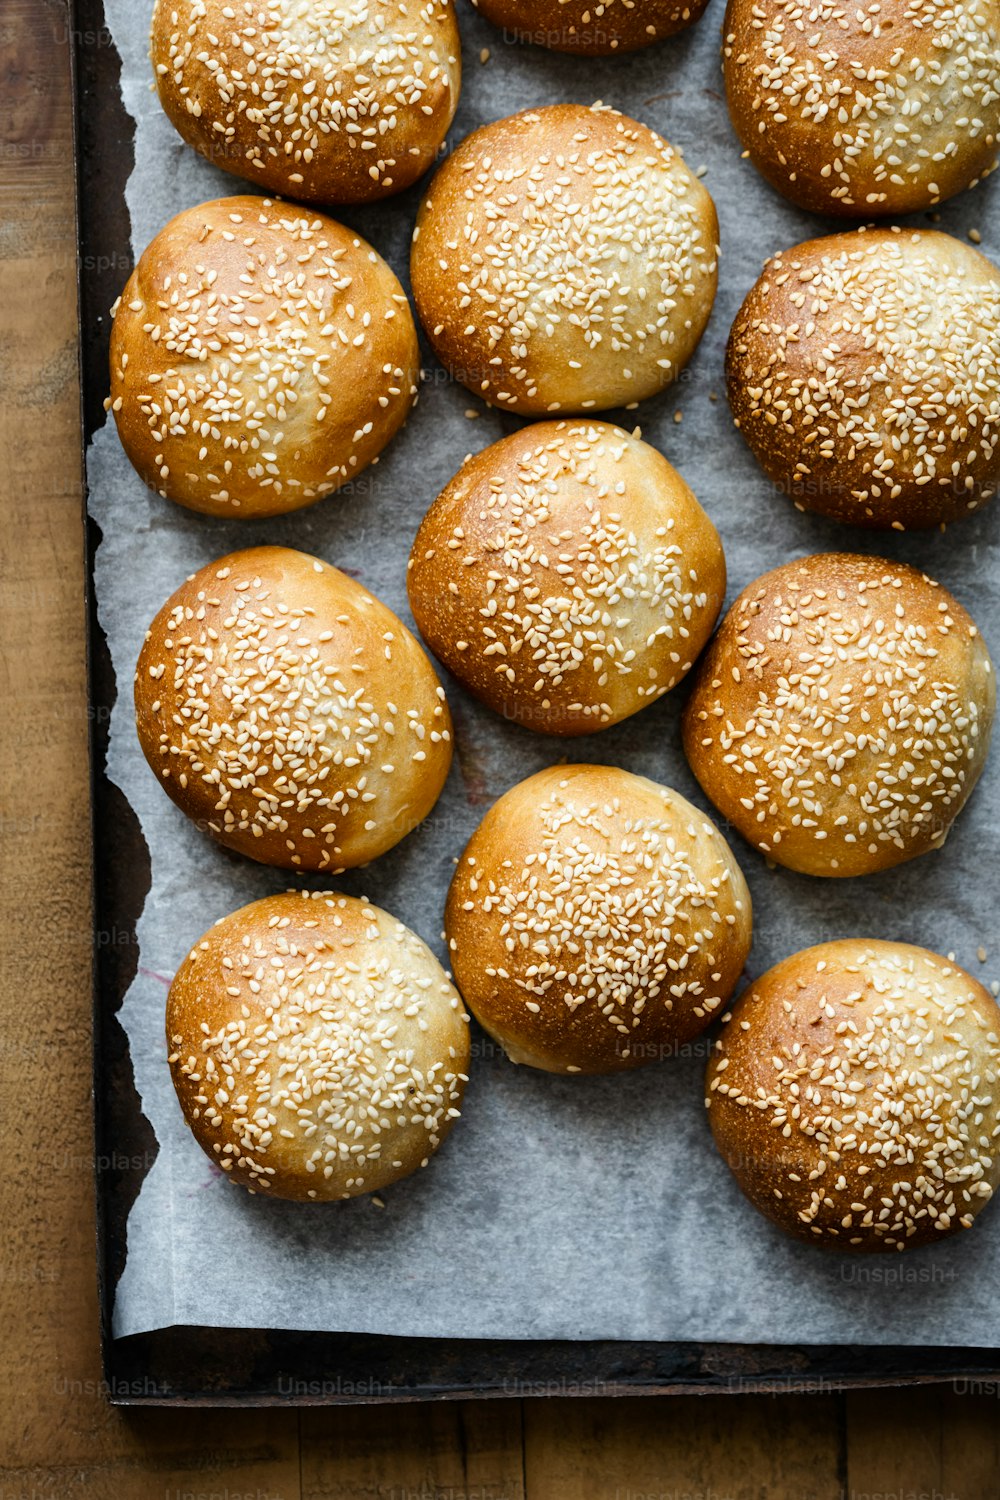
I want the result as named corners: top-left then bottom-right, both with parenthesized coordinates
top-left (709, 945), bottom-right (1000, 1248)
top-left (730, 232), bottom-right (1000, 524)
top-left (109, 201), bottom-right (415, 512)
top-left (415, 424), bottom-right (711, 725)
top-left (691, 560), bottom-right (992, 868)
top-left (725, 0), bottom-right (1000, 211)
top-left (153, 0), bottom-right (458, 195)
top-left (415, 105), bottom-right (717, 410)
top-left (169, 895), bottom-right (469, 1198)
top-left (454, 776), bottom-right (747, 1061)
top-left (141, 555), bottom-right (451, 868)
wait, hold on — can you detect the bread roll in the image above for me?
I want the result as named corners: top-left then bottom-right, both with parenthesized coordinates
top-left (108, 196), bottom-right (419, 519)
top-left (445, 765), bottom-right (752, 1073)
top-left (469, 0), bottom-right (710, 53)
top-left (168, 891), bottom-right (470, 1200)
top-left (410, 104), bottom-right (718, 415)
top-left (408, 420), bottom-right (725, 735)
top-left (706, 940), bottom-right (1000, 1251)
top-left (726, 228), bottom-right (1000, 530)
top-left (682, 553), bottom-right (995, 877)
top-left (151, 0), bottom-right (461, 203)
top-left (723, 0), bottom-right (1000, 218)
top-left (135, 547), bottom-right (453, 870)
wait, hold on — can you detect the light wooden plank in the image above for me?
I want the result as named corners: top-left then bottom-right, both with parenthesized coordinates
top-left (0, 4), bottom-right (303, 1494)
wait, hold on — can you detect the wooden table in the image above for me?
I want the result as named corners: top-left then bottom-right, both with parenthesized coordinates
top-left (2, 3), bottom-right (998, 1493)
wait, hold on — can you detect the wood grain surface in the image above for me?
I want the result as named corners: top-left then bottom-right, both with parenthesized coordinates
top-left (0, 1), bottom-right (997, 1495)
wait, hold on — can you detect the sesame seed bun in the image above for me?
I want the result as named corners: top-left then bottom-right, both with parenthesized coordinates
top-left (410, 104), bottom-right (719, 416)
top-left (108, 196), bottom-right (419, 519)
top-left (723, 0), bottom-right (1000, 218)
top-left (682, 553), bottom-right (995, 878)
top-left (468, 0), bottom-right (710, 54)
top-left (135, 546), bottom-right (453, 871)
top-left (445, 765), bottom-right (753, 1074)
top-left (726, 228), bottom-right (1000, 530)
top-left (407, 420), bottom-right (726, 735)
top-left (150, 0), bottom-right (461, 204)
top-left (706, 940), bottom-right (1000, 1252)
top-left (167, 890), bottom-right (471, 1201)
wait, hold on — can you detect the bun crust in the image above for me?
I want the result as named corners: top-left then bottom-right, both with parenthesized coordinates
top-left (135, 546), bottom-right (453, 870)
top-left (707, 940), bottom-right (1000, 1251)
top-left (109, 196), bottom-right (419, 519)
top-left (410, 104), bottom-right (719, 416)
top-left (723, 0), bottom-right (1000, 218)
top-left (726, 229), bottom-right (1000, 530)
top-left (167, 891), bottom-right (470, 1200)
top-left (445, 765), bottom-right (752, 1074)
top-left (682, 553), bottom-right (995, 877)
top-left (469, 0), bottom-right (710, 53)
top-left (407, 420), bottom-right (725, 736)
top-left (151, 0), bottom-right (461, 203)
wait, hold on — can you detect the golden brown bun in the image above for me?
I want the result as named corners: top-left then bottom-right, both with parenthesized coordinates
top-left (410, 104), bottom-right (719, 416)
top-left (469, 0), bottom-right (710, 53)
top-left (108, 196), bottom-right (419, 519)
top-left (168, 891), bottom-right (471, 1200)
top-left (407, 420), bottom-right (726, 735)
top-left (726, 229), bottom-right (1000, 530)
top-left (682, 553), bottom-right (995, 877)
top-left (445, 765), bottom-right (752, 1073)
top-left (706, 940), bottom-right (1000, 1251)
top-left (151, 0), bottom-right (461, 203)
top-left (135, 546), bottom-right (453, 870)
top-left (723, 0), bottom-right (1000, 218)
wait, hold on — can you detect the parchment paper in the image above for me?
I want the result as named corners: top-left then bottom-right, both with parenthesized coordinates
top-left (90, 0), bottom-right (1000, 1345)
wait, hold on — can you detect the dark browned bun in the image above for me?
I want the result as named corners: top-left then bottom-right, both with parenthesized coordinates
top-left (445, 765), bottom-right (752, 1074)
top-left (151, 0), bottom-right (461, 203)
top-left (108, 196), bottom-right (419, 519)
top-left (726, 228), bottom-right (1000, 530)
top-left (407, 420), bottom-right (726, 736)
top-left (167, 891), bottom-right (470, 1200)
top-left (682, 553), bottom-right (995, 878)
top-left (723, 0), bottom-right (1000, 218)
top-left (707, 940), bottom-right (1000, 1251)
top-left (469, 0), bottom-right (710, 53)
top-left (135, 547), bottom-right (453, 871)
top-left (411, 104), bottom-right (718, 416)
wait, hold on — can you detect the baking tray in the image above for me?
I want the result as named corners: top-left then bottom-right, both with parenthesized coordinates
top-left (71, 0), bottom-right (1000, 1402)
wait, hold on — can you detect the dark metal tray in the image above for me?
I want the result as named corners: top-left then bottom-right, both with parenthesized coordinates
top-left (73, 0), bottom-right (1000, 1403)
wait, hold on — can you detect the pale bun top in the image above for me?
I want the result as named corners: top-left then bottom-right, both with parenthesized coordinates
top-left (408, 419), bottom-right (725, 736)
top-left (168, 890), bottom-right (470, 1200)
top-left (445, 765), bottom-right (753, 1074)
top-left (109, 196), bottom-right (419, 518)
top-left (135, 546), bottom-right (453, 871)
top-left (683, 552), bottom-right (995, 877)
top-left (411, 104), bottom-right (719, 416)
top-left (151, 0), bottom-right (461, 203)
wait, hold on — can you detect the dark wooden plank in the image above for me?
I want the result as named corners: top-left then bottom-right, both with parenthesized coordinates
top-left (847, 1387), bottom-right (1000, 1500)
top-left (524, 1395), bottom-right (844, 1499)
top-left (302, 1402), bottom-right (526, 1498)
